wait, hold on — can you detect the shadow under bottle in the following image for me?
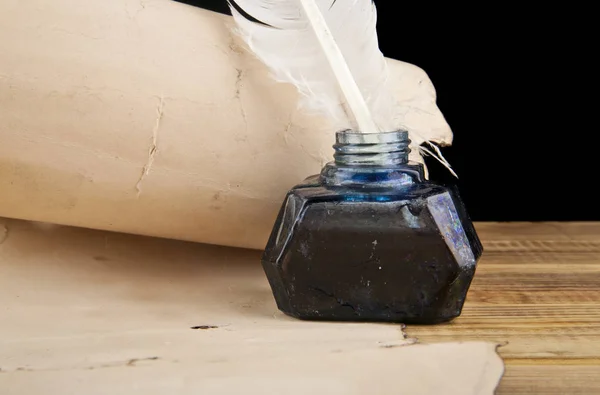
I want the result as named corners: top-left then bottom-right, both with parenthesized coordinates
top-left (262, 130), bottom-right (483, 324)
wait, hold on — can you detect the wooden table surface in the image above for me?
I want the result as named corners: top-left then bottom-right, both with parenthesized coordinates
top-left (1, 220), bottom-right (599, 394)
top-left (408, 222), bottom-right (600, 394)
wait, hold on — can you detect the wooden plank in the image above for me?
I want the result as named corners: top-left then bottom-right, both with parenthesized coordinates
top-left (407, 222), bottom-right (600, 394)
top-left (2, 219), bottom-right (599, 393)
top-left (497, 365), bottom-right (600, 395)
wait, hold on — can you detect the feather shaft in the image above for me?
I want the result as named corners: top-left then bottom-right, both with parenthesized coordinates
top-left (297, 0), bottom-right (379, 134)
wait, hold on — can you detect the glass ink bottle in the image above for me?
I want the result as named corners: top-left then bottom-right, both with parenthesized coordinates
top-left (262, 130), bottom-right (483, 324)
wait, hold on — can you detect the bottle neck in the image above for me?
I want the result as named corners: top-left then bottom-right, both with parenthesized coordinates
top-left (320, 130), bottom-right (425, 187)
top-left (333, 130), bottom-right (410, 166)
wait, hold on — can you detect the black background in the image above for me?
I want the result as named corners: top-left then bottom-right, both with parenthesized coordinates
top-left (175, 1), bottom-right (594, 221)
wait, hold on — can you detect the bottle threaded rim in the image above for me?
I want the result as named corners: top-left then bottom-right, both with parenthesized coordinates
top-left (333, 130), bottom-right (411, 166)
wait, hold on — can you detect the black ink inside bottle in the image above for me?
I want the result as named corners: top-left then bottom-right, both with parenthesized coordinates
top-left (262, 130), bottom-right (483, 324)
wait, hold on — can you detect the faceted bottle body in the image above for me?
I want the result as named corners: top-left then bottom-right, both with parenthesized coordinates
top-left (261, 131), bottom-right (482, 324)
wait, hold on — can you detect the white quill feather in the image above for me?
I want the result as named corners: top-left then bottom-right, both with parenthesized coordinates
top-left (228, 0), bottom-right (455, 174)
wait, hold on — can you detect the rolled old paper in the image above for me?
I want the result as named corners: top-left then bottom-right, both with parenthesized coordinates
top-left (0, 0), bottom-right (451, 249)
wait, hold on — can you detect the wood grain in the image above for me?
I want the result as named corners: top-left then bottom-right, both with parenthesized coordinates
top-left (406, 222), bottom-right (600, 394)
top-left (1, 220), bottom-right (598, 393)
